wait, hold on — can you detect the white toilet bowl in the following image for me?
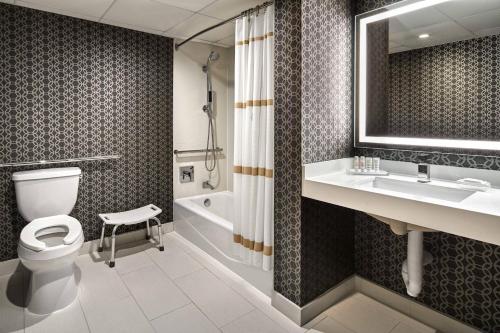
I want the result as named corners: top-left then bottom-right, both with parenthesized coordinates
top-left (18, 215), bottom-right (84, 315)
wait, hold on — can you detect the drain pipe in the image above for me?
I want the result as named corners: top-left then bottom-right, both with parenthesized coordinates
top-left (402, 231), bottom-right (432, 297)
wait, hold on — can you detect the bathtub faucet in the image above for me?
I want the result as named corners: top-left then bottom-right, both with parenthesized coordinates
top-left (202, 181), bottom-right (215, 190)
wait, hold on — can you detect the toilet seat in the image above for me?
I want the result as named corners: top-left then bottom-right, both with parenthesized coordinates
top-left (20, 215), bottom-right (82, 251)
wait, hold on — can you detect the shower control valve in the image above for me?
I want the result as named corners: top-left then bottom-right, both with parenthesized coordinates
top-left (179, 166), bottom-right (194, 183)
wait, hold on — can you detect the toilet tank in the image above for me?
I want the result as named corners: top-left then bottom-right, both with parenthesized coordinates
top-left (12, 167), bottom-right (81, 222)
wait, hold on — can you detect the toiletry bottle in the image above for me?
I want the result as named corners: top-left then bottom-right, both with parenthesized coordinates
top-left (366, 157), bottom-right (373, 171)
top-left (354, 156), bottom-right (360, 171)
top-left (360, 156), bottom-right (366, 171)
top-left (373, 157), bottom-right (380, 171)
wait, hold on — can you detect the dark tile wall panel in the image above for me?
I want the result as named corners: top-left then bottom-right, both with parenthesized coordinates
top-left (0, 4), bottom-right (173, 261)
top-left (273, 0), bottom-right (303, 305)
top-left (300, 198), bottom-right (354, 305)
top-left (301, 0), bottom-right (353, 163)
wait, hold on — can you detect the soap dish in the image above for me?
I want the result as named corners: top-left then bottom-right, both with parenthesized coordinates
top-left (347, 169), bottom-right (389, 176)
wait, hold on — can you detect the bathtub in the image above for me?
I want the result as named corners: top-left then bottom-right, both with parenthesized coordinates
top-left (174, 191), bottom-right (273, 296)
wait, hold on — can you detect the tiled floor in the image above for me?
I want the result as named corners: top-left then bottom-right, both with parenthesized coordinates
top-left (0, 232), bottom-right (435, 333)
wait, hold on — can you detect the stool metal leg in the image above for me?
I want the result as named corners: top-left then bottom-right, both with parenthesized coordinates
top-left (152, 217), bottom-right (164, 251)
top-left (146, 219), bottom-right (151, 240)
top-left (110, 224), bottom-right (120, 268)
top-left (98, 222), bottom-right (106, 252)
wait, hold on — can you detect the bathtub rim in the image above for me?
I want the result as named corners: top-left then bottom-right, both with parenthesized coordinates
top-left (174, 191), bottom-right (233, 232)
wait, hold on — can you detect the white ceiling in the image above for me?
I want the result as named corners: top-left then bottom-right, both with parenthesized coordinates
top-left (387, 0), bottom-right (500, 53)
top-left (2, 0), bottom-right (264, 47)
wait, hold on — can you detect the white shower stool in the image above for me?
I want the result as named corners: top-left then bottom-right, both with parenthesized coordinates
top-left (97, 204), bottom-right (164, 268)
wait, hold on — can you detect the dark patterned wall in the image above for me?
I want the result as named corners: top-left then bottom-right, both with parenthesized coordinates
top-left (299, 0), bottom-right (355, 306)
top-left (274, 0), bottom-right (356, 307)
top-left (356, 1), bottom-right (500, 332)
top-left (0, 4), bottom-right (173, 262)
top-left (301, 0), bottom-right (353, 163)
top-left (273, 0), bottom-right (303, 305)
top-left (301, 198), bottom-right (354, 305)
top-left (386, 35), bottom-right (500, 140)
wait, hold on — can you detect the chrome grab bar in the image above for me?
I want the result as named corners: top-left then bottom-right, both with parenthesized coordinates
top-left (174, 147), bottom-right (223, 155)
top-left (0, 155), bottom-right (121, 168)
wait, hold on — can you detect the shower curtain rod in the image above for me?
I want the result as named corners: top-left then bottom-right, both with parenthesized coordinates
top-left (174, 1), bottom-right (273, 50)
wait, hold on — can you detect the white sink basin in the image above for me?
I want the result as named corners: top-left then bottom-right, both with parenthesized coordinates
top-left (372, 177), bottom-right (475, 203)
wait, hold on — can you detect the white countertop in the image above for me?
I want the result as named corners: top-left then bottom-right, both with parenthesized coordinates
top-left (302, 158), bottom-right (500, 246)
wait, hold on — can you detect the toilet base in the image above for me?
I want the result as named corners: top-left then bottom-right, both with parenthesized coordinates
top-left (26, 263), bottom-right (79, 315)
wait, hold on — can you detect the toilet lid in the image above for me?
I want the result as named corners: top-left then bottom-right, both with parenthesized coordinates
top-left (20, 215), bottom-right (82, 251)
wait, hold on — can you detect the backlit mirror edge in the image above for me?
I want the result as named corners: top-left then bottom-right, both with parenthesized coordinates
top-left (354, 0), bottom-right (500, 152)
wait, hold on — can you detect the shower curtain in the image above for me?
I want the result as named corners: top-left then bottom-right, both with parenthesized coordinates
top-left (233, 5), bottom-right (274, 271)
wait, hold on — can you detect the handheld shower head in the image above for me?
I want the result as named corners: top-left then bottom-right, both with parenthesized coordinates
top-left (208, 51), bottom-right (219, 62)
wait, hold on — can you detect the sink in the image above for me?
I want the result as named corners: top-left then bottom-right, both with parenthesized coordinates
top-left (372, 177), bottom-right (475, 203)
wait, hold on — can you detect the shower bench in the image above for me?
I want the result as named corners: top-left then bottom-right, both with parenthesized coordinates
top-left (97, 204), bottom-right (164, 268)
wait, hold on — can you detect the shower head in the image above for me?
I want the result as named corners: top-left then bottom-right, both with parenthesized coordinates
top-left (208, 51), bottom-right (219, 62)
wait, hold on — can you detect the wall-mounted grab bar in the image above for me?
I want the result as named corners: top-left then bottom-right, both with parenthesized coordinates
top-left (174, 148), bottom-right (223, 155)
top-left (0, 155), bottom-right (121, 168)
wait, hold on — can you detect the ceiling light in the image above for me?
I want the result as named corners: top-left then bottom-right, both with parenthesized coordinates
top-left (418, 33), bottom-right (430, 39)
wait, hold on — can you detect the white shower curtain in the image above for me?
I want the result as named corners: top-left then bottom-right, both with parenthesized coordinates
top-left (233, 5), bottom-right (274, 271)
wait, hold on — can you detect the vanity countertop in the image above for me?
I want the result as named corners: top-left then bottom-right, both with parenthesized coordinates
top-left (303, 158), bottom-right (500, 246)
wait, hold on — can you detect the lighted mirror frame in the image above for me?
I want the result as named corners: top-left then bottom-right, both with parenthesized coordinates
top-left (354, 0), bottom-right (500, 151)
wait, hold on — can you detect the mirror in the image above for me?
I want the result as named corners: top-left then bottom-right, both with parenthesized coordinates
top-left (355, 0), bottom-right (500, 150)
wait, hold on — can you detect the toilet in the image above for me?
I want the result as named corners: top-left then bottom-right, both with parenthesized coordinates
top-left (13, 167), bottom-right (84, 315)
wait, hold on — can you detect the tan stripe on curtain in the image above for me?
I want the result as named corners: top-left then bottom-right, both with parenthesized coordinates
top-left (235, 99), bottom-right (274, 108)
top-left (234, 165), bottom-right (273, 178)
top-left (236, 32), bottom-right (274, 46)
top-left (233, 234), bottom-right (273, 256)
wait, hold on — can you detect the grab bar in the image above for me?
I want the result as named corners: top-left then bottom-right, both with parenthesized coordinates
top-left (174, 148), bottom-right (223, 155)
top-left (0, 155), bottom-right (121, 168)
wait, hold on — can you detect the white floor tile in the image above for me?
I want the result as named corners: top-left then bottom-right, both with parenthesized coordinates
top-left (221, 309), bottom-right (288, 333)
top-left (308, 316), bottom-right (356, 333)
top-left (0, 274), bottom-right (25, 333)
top-left (186, 246), bottom-right (306, 333)
top-left (165, 233), bottom-right (197, 253)
top-left (121, 265), bottom-right (190, 320)
top-left (398, 317), bottom-right (436, 333)
top-left (25, 300), bottom-right (89, 333)
top-left (175, 269), bottom-right (254, 327)
top-left (390, 322), bottom-right (430, 333)
top-left (325, 293), bottom-right (400, 333)
top-left (151, 303), bottom-right (220, 333)
top-left (82, 296), bottom-right (154, 333)
top-left (76, 254), bottom-right (130, 310)
top-left (114, 250), bottom-right (155, 276)
top-left (145, 246), bottom-right (203, 279)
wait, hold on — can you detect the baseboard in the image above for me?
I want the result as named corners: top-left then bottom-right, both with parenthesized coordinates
top-left (271, 276), bottom-right (356, 326)
top-left (272, 275), bottom-right (481, 333)
top-left (0, 222), bottom-right (174, 277)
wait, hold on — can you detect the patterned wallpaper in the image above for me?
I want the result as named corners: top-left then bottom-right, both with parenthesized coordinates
top-left (0, 4), bottom-right (173, 262)
top-left (274, 0), bottom-right (355, 306)
top-left (273, 0), bottom-right (303, 305)
top-left (301, 198), bottom-right (354, 305)
top-left (386, 35), bottom-right (500, 140)
top-left (301, 0), bottom-right (353, 163)
top-left (356, 1), bottom-right (500, 332)
top-left (299, 0), bottom-right (355, 306)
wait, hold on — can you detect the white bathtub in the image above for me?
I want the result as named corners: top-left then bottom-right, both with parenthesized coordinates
top-left (174, 191), bottom-right (273, 296)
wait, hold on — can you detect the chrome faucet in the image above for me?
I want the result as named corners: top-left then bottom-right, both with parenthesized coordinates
top-left (416, 153), bottom-right (431, 183)
top-left (202, 180), bottom-right (215, 190)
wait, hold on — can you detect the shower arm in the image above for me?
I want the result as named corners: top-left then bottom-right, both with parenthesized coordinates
top-left (174, 1), bottom-right (273, 50)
